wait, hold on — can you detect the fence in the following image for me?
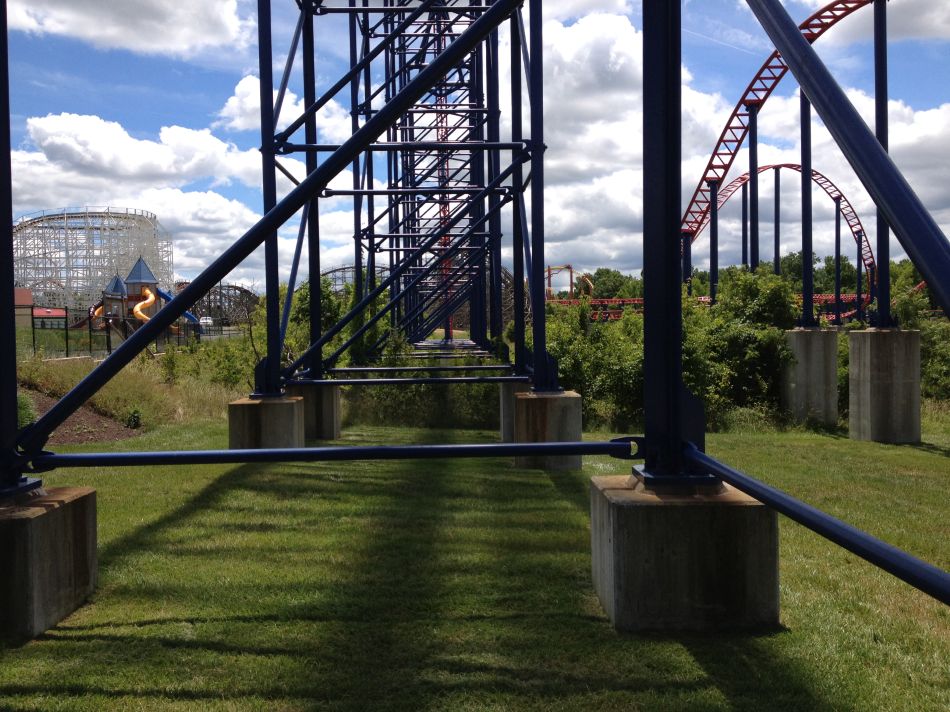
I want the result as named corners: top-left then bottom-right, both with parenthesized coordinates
top-left (16, 305), bottom-right (248, 360)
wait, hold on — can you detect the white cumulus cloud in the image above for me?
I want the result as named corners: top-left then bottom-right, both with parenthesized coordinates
top-left (8, 0), bottom-right (255, 58)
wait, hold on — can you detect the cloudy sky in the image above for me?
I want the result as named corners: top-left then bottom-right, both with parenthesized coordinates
top-left (8, 0), bottom-right (950, 291)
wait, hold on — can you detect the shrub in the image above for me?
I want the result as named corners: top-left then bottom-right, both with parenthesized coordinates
top-left (921, 319), bottom-right (950, 400)
top-left (17, 391), bottom-right (36, 428)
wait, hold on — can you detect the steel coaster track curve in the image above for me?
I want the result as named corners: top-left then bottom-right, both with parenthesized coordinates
top-left (681, 0), bottom-right (873, 260)
top-left (716, 163), bottom-right (876, 282)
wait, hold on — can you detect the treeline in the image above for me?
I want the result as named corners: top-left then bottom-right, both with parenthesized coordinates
top-left (566, 256), bottom-right (933, 311)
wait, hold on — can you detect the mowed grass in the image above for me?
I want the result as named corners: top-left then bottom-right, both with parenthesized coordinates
top-left (0, 419), bottom-right (947, 711)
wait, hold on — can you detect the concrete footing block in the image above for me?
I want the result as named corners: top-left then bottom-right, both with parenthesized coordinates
top-left (782, 328), bottom-right (838, 425)
top-left (590, 475), bottom-right (779, 632)
top-left (499, 381), bottom-right (530, 443)
top-left (0, 487), bottom-right (97, 640)
top-left (513, 390), bottom-right (583, 470)
top-left (228, 396), bottom-right (305, 449)
top-left (849, 329), bottom-right (920, 443)
top-left (285, 383), bottom-right (342, 441)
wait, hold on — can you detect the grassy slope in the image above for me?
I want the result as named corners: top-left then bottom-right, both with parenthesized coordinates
top-left (0, 419), bottom-right (947, 711)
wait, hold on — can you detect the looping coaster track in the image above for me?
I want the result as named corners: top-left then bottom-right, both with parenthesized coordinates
top-left (716, 163), bottom-right (875, 278)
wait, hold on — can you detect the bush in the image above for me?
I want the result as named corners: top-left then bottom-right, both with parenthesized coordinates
top-left (17, 391), bottom-right (36, 428)
top-left (921, 319), bottom-right (950, 400)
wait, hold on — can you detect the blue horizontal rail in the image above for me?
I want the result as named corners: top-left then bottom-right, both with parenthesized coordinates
top-left (686, 446), bottom-right (950, 605)
top-left (326, 366), bottom-right (512, 374)
top-left (291, 376), bottom-right (531, 386)
top-left (30, 440), bottom-right (636, 471)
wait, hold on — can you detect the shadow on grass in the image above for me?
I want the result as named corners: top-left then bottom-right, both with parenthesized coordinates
top-left (0, 431), bottom-right (839, 709)
top-left (899, 440), bottom-right (950, 458)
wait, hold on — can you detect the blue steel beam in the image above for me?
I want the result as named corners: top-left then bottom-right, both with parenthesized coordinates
top-left (834, 196), bottom-right (843, 324)
top-left (708, 180), bottom-right (719, 303)
top-left (686, 447), bottom-right (950, 605)
top-left (773, 167), bottom-right (781, 274)
top-left (294, 376), bottom-right (530, 386)
top-left (801, 94), bottom-right (816, 326)
top-left (873, 0), bottom-right (891, 326)
top-left (741, 182), bottom-right (749, 266)
top-left (748, 102), bottom-right (760, 269)
top-left (30, 440), bottom-right (636, 471)
top-left (856, 230), bottom-right (864, 321)
top-left (257, 0), bottom-right (282, 396)
top-left (15, 0), bottom-right (524, 456)
top-left (303, 4), bottom-right (323, 379)
top-left (746, 0), bottom-right (950, 316)
top-left (511, 14), bottom-right (527, 373)
top-left (528, 0), bottom-right (557, 392)
top-left (0, 0), bottom-right (39, 494)
top-left (641, 0), bottom-right (686, 478)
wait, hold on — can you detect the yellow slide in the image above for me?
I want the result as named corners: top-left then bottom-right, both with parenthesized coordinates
top-left (132, 286), bottom-right (157, 323)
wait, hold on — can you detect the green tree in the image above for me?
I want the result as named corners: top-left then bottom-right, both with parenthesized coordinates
top-left (716, 266), bottom-right (797, 329)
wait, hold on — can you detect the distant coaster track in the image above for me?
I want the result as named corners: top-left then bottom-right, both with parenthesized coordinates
top-left (717, 163), bottom-right (876, 284)
top-left (681, 0), bottom-right (877, 272)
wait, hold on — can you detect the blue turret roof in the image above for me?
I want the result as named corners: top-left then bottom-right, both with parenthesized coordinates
top-left (125, 257), bottom-right (158, 285)
top-left (104, 274), bottom-right (127, 297)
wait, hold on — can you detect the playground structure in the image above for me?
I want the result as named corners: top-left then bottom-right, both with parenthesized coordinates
top-left (12, 207), bottom-right (174, 314)
top-left (84, 257), bottom-right (202, 350)
top-left (1, 0), bottom-right (949, 640)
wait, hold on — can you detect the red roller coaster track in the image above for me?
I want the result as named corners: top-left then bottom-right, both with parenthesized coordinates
top-left (681, 0), bottom-right (877, 268)
top-left (716, 164), bottom-right (876, 280)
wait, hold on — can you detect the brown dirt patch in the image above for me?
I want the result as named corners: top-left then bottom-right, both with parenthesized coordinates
top-left (24, 390), bottom-right (139, 446)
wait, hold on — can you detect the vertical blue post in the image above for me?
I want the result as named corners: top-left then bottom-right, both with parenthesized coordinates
top-left (856, 232), bottom-right (864, 321)
top-left (362, 2), bottom-right (376, 297)
top-left (747, 102), bottom-right (760, 270)
top-left (681, 233), bottom-right (692, 296)
top-left (708, 180), bottom-right (719, 304)
top-left (486, 27), bottom-right (504, 343)
top-left (834, 196), bottom-right (842, 325)
top-left (469, 41), bottom-right (487, 346)
top-left (741, 183), bottom-right (749, 267)
top-left (801, 93), bottom-right (816, 326)
top-left (528, 0), bottom-right (556, 390)
top-left (874, 0), bottom-right (891, 326)
top-left (511, 15), bottom-right (526, 372)
top-left (0, 0), bottom-right (31, 493)
top-left (303, 3), bottom-right (322, 378)
top-left (348, 3), bottom-right (363, 302)
top-left (773, 167), bottom-right (781, 274)
top-left (257, 0), bottom-right (282, 394)
top-left (642, 0), bottom-right (684, 477)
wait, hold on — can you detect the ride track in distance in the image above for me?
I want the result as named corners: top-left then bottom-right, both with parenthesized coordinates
top-left (716, 163), bottom-right (876, 282)
top-left (680, 0), bottom-right (877, 275)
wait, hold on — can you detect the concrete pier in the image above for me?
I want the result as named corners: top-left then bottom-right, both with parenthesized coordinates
top-left (513, 390), bottom-right (583, 470)
top-left (0, 487), bottom-right (97, 640)
top-left (782, 328), bottom-right (839, 426)
top-left (285, 383), bottom-right (342, 441)
top-left (228, 396), bottom-right (305, 449)
top-left (849, 329), bottom-right (920, 443)
top-left (498, 381), bottom-right (530, 442)
top-left (590, 474), bottom-right (779, 632)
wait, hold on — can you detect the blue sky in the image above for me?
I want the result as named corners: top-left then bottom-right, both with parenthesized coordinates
top-left (8, 0), bottom-right (950, 290)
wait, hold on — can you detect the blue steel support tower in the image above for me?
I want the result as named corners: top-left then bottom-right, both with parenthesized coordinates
top-left (261, 0), bottom-right (554, 386)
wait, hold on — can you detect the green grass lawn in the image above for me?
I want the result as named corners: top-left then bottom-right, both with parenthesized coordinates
top-left (0, 420), bottom-right (947, 710)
